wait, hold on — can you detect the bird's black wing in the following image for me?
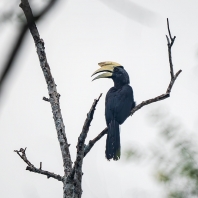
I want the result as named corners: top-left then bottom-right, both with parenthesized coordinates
top-left (105, 87), bottom-right (117, 125)
top-left (114, 84), bottom-right (134, 124)
top-left (105, 84), bottom-right (135, 125)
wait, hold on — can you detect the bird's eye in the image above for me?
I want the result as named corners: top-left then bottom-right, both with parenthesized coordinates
top-left (114, 68), bottom-right (119, 72)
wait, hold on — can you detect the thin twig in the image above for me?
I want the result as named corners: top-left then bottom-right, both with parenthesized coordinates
top-left (167, 39), bottom-right (175, 79)
top-left (14, 148), bottom-right (63, 181)
top-left (43, 97), bottom-right (50, 102)
top-left (167, 18), bottom-right (173, 40)
top-left (129, 18), bottom-right (181, 116)
top-left (167, 18), bottom-right (176, 79)
top-left (19, 0), bottom-right (72, 177)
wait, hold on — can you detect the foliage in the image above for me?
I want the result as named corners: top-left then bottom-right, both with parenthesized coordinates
top-left (125, 107), bottom-right (198, 198)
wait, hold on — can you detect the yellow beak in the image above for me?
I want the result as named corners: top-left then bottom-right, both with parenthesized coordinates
top-left (98, 61), bottom-right (121, 67)
top-left (92, 72), bottom-right (113, 81)
top-left (91, 65), bottom-right (114, 77)
top-left (91, 61), bottom-right (121, 81)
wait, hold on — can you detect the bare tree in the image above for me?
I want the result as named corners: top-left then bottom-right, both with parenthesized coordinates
top-left (14, 1), bottom-right (181, 197)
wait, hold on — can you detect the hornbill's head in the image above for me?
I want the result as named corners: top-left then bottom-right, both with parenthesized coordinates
top-left (91, 61), bottom-right (130, 86)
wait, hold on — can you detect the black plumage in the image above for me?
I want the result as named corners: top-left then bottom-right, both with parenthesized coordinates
top-left (105, 66), bottom-right (135, 160)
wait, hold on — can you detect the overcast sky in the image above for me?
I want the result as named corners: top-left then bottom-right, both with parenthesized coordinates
top-left (1, 0), bottom-right (198, 197)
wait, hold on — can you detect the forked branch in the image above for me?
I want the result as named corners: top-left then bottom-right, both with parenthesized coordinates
top-left (130, 18), bottom-right (181, 116)
top-left (67, 94), bottom-right (102, 197)
top-left (14, 148), bottom-right (63, 181)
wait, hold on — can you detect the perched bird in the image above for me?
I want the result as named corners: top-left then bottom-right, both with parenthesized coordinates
top-left (92, 61), bottom-right (135, 160)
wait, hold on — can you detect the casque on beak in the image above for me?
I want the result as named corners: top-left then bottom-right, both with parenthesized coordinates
top-left (91, 61), bottom-right (121, 81)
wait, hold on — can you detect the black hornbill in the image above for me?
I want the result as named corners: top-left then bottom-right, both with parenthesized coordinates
top-left (92, 61), bottom-right (135, 160)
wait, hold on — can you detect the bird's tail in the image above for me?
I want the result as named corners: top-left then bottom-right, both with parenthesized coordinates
top-left (106, 120), bottom-right (120, 160)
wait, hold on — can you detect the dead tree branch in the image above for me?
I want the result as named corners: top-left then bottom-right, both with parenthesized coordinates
top-left (84, 127), bottom-right (108, 157)
top-left (43, 96), bottom-right (50, 102)
top-left (14, 148), bottom-right (63, 181)
top-left (166, 18), bottom-right (176, 79)
top-left (130, 18), bottom-right (182, 116)
top-left (19, 0), bottom-right (72, 177)
top-left (70, 94), bottom-right (102, 197)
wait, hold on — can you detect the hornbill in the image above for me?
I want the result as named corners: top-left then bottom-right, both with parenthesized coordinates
top-left (92, 61), bottom-right (135, 160)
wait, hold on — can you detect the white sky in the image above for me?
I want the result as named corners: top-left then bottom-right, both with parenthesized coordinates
top-left (1, 0), bottom-right (198, 197)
